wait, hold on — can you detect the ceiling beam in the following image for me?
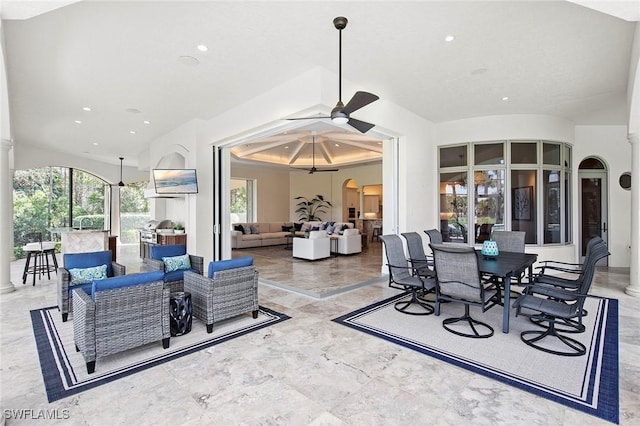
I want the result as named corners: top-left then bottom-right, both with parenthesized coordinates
top-left (288, 141), bottom-right (306, 165)
top-left (337, 140), bottom-right (383, 153)
top-left (317, 140), bottom-right (334, 164)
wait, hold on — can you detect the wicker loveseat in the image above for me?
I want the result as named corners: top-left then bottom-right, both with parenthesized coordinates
top-left (184, 257), bottom-right (258, 333)
top-left (58, 250), bottom-right (126, 322)
top-left (73, 270), bottom-right (170, 374)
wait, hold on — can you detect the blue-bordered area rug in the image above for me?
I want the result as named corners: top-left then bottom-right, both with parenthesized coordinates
top-left (31, 306), bottom-right (290, 403)
top-left (333, 293), bottom-right (619, 424)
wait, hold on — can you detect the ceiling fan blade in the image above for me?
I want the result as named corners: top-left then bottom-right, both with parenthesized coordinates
top-left (313, 169), bottom-right (339, 172)
top-left (342, 91), bottom-right (379, 115)
top-left (348, 117), bottom-right (375, 133)
top-left (286, 116), bottom-right (331, 121)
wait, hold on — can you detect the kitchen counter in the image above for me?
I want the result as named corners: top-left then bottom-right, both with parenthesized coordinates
top-left (50, 228), bottom-right (110, 255)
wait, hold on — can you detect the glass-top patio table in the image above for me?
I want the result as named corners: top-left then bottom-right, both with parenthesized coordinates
top-left (475, 251), bottom-right (538, 333)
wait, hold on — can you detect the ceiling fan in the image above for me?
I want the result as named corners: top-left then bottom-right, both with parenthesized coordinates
top-left (288, 16), bottom-right (379, 134)
top-left (293, 132), bottom-right (339, 174)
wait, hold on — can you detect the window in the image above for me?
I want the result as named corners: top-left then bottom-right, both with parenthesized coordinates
top-left (230, 178), bottom-right (256, 223)
top-left (12, 167), bottom-right (111, 258)
top-left (438, 140), bottom-right (572, 246)
top-left (439, 171), bottom-right (468, 243)
top-left (119, 181), bottom-right (150, 258)
top-left (72, 169), bottom-right (109, 230)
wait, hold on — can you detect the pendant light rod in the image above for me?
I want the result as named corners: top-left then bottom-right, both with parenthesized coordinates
top-left (118, 157), bottom-right (125, 187)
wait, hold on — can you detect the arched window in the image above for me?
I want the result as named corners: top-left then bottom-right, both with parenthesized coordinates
top-left (438, 141), bottom-right (572, 246)
top-left (13, 167), bottom-right (109, 257)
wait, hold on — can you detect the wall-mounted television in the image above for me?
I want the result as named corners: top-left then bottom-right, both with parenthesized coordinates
top-left (153, 169), bottom-right (198, 194)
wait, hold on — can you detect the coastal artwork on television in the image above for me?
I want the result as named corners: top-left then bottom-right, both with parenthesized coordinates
top-left (153, 169), bottom-right (198, 194)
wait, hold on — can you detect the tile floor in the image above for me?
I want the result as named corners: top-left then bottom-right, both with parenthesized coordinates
top-left (1, 248), bottom-right (638, 425)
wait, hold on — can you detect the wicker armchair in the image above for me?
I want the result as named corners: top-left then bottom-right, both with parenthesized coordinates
top-left (184, 264), bottom-right (259, 333)
top-left (142, 244), bottom-right (204, 293)
top-left (58, 250), bottom-right (125, 322)
top-left (73, 270), bottom-right (170, 374)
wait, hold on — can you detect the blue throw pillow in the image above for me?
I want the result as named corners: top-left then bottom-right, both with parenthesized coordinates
top-left (250, 225), bottom-right (260, 234)
top-left (326, 224), bottom-right (335, 234)
top-left (69, 264), bottom-right (108, 286)
top-left (163, 254), bottom-right (191, 272)
top-left (208, 257), bottom-right (253, 278)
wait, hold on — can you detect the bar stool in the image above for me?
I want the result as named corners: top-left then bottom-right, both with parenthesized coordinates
top-left (371, 224), bottom-right (382, 242)
top-left (22, 233), bottom-right (58, 286)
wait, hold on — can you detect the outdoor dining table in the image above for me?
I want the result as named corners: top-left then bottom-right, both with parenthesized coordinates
top-left (475, 250), bottom-right (538, 334)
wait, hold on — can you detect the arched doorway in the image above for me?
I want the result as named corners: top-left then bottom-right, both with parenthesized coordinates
top-left (578, 157), bottom-right (608, 265)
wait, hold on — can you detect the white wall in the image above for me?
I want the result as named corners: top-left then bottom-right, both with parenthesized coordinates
top-left (574, 125), bottom-right (631, 267)
top-left (231, 163), bottom-right (291, 223)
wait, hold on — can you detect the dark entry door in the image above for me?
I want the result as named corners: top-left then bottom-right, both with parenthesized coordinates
top-left (579, 171), bottom-right (608, 265)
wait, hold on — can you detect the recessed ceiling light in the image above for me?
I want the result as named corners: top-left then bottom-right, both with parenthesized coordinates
top-left (92, 142), bottom-right (99, 146)
top-left (284, 146), bottom-right (289, 149)
top-left (445, 35), bottom-right (455, 42)
top-left (74, 120), bottom-right (82, 124)
top-left (129, 130), bottom-right (136, 134)
top-left (335, 143), bottom-right (340, 147)
top-left (197, 44), bottom-right (208, 52)
top-left (502, 96), bottom-right (510, 101)
top-left (143, 120), bottom-right (151, 125)
top-left (82, 106), bottom-right (91, 112)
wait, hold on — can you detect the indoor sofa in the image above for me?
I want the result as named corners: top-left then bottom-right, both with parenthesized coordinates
top-left (231, 222), bottom-right (293, 248)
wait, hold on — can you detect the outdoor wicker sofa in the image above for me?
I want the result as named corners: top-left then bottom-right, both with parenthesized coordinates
top-left (73, 270), bottom-right (170, 374)
top-left (184, 257), bottom-right (258, 333)
top-left (58, 250), bottom-right (126, 322)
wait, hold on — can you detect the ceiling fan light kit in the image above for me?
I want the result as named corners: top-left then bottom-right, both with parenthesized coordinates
top-left (288, 16), bottom-right (379, 133)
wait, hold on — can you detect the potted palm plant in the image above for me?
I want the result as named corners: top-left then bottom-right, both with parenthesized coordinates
top-left (294, 195), bottom-right (333, 221)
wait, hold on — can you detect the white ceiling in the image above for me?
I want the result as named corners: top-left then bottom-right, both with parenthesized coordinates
top-left (2, 1), bottom-right (638, 167)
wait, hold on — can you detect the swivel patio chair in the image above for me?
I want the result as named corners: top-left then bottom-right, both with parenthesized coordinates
top-left (424, 229), bottom-right (443, 245)
top-left (380, 234), bottom-right (435, 315)
top-left (490, 230), bottom-right (527, 298)
top-left (431, 244), bottom-right (500, 338)
top-left (522, 237), bottom-right (609, 334)
top-left (513, 239), bottom-right (610, 356)
top-left (492, 231), bottom-right (526, 253)
top-left (401, 232), bottom-right (435, 279)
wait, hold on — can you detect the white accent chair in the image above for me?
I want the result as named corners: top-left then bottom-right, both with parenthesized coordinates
top-left (337, 228), bottom-right (362, 255)
top-left (292, 231), bottom-right (330, 260)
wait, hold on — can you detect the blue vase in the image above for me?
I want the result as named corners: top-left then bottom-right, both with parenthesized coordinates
top-left (481, 240), bottom-right (499, 259)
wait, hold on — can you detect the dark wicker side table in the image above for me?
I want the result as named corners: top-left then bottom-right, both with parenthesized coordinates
top-left (169, 291), bottom-right (192, 336)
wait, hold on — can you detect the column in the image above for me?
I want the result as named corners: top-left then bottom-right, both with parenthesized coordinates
top-left (626, 133), bottom-right (640, 297)
top-left (0, 139), bottom-right (16, 294)
top-left (358, 186), bottom-right (364, 218)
